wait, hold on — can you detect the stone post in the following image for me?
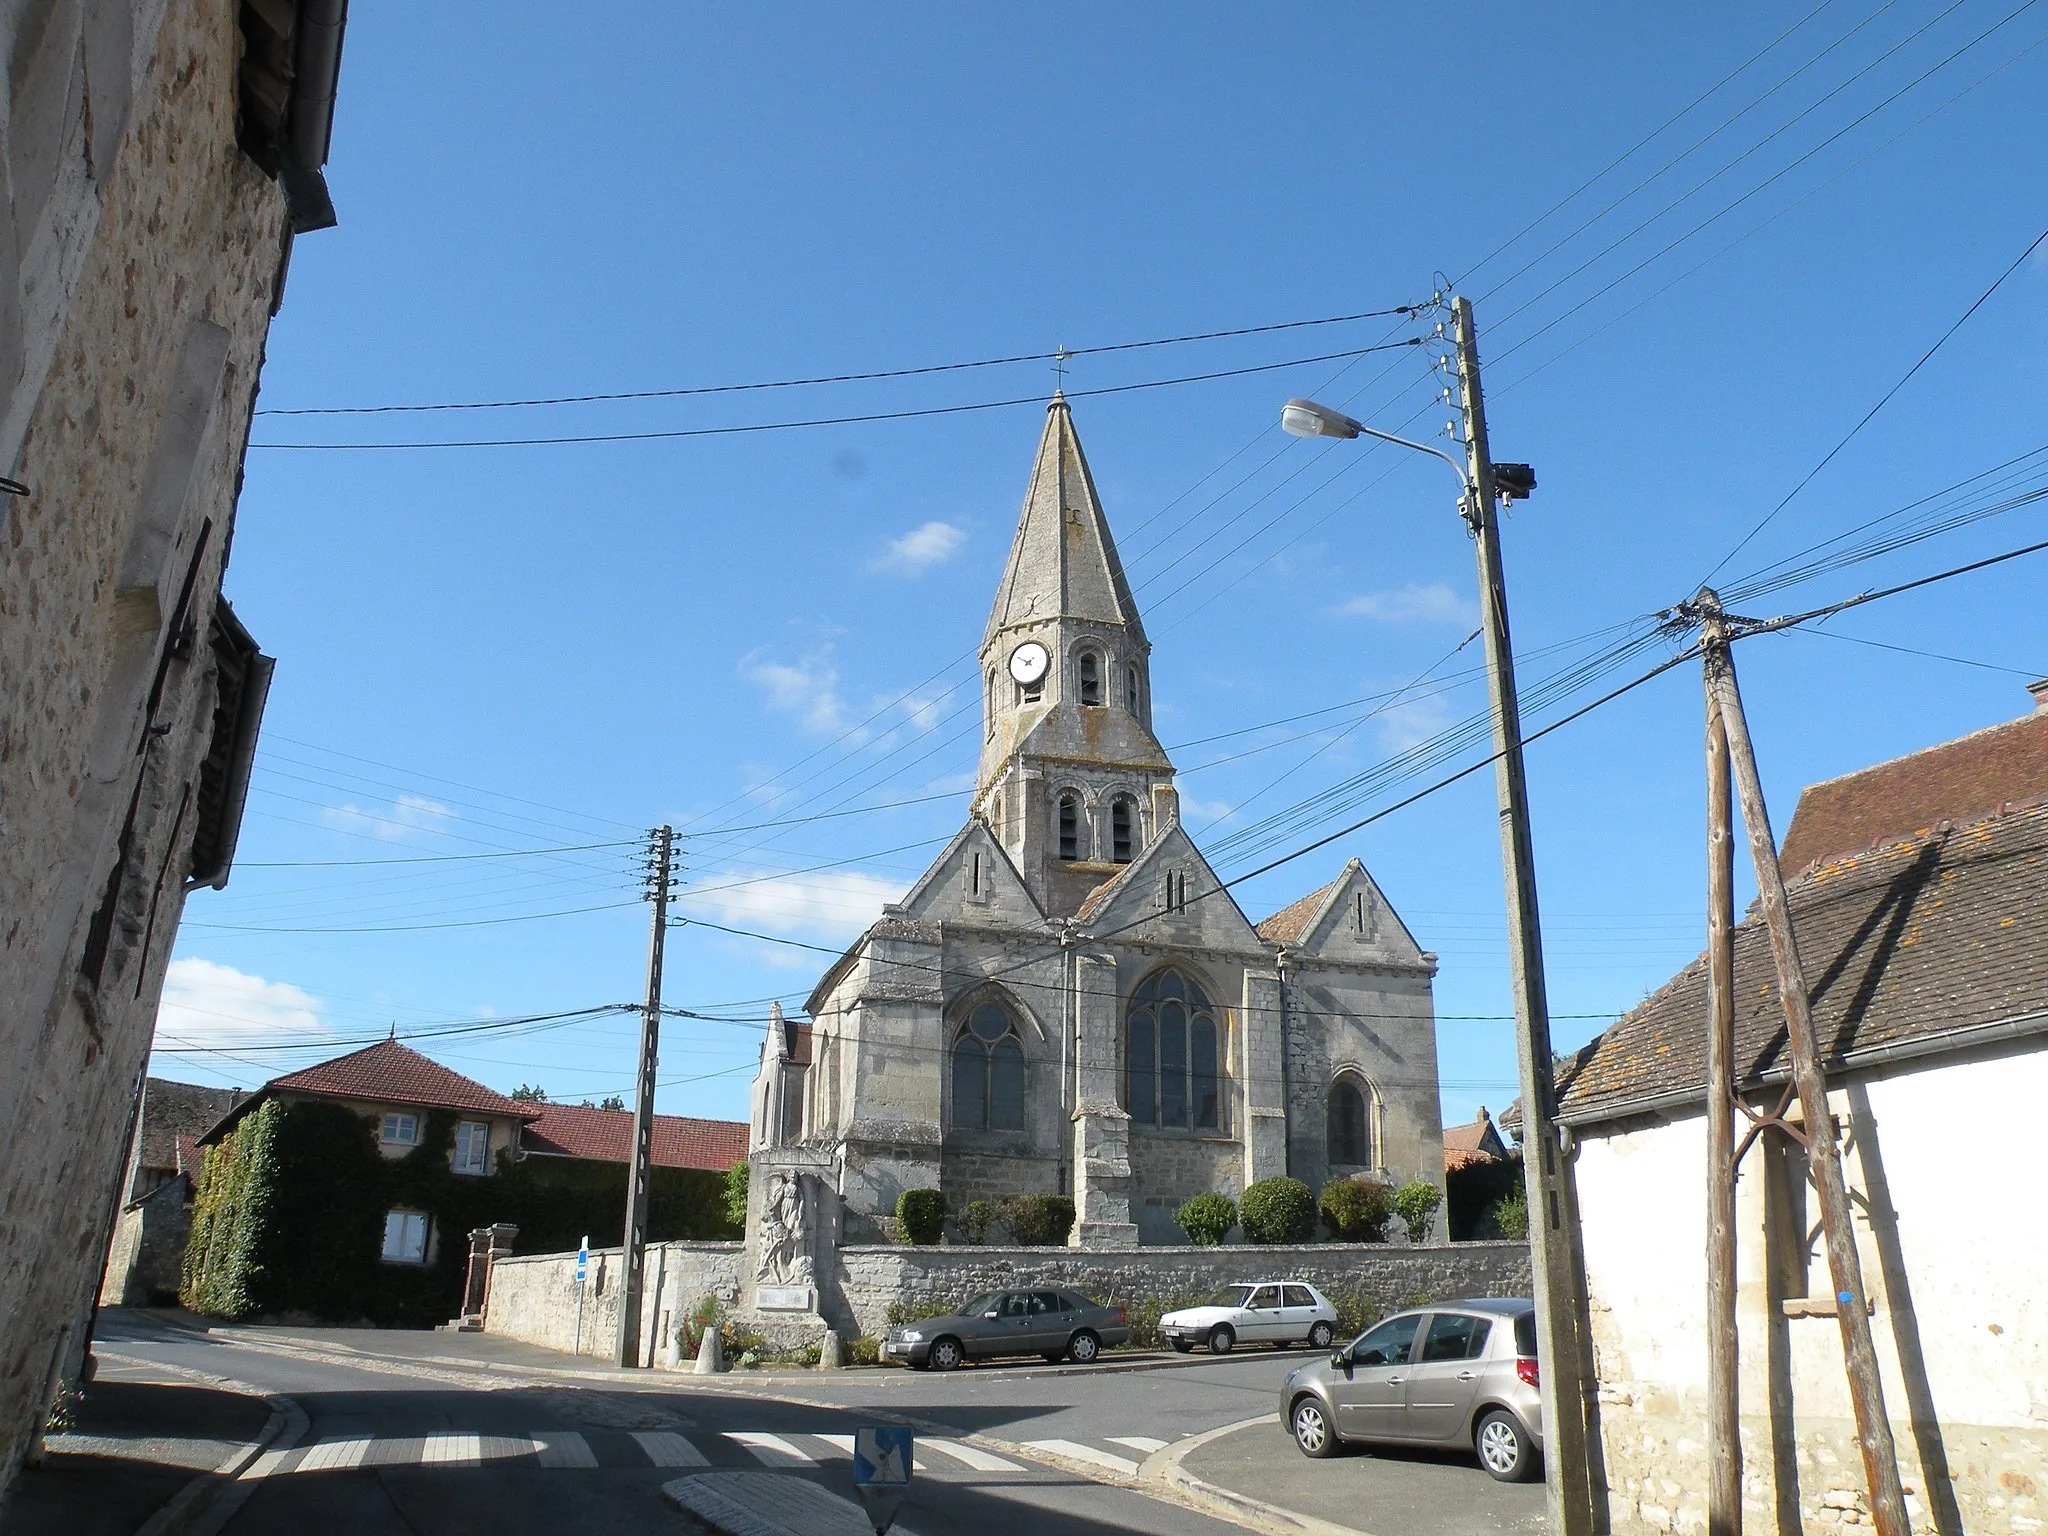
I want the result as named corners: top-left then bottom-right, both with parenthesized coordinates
top-left (458, 1223), bottom-right (517, 1330)
top-left (1069, 947), bottom-right (1137, 1246)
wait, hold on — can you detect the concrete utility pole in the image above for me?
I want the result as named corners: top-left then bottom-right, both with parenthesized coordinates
top-left (1451, 296), bottom-right (1598, 1536)
top-left (1701, 601), bottom-right (1741, 1536)
top-left (1695, 597), bottom-right (1907, 1536)
top-left (616, 824), bottom-right (673, 1368)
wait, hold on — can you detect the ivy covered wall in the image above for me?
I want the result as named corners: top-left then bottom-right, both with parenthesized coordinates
top-left (182, 1100), bottom-right (739, 1327)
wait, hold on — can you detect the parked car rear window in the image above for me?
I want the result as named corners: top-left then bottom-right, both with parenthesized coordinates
top-left (1514, 1311), bottom-right (1537, 1357)
top-left (1282, 1285), bottom-right (1315, 1308)
top-left (1420, 1313), bottom-right (1491, 1362)
top-left (1205, 1286), bottom-right (1256, 1309)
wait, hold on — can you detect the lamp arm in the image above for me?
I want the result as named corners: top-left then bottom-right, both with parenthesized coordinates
top-left (1351, 423), bottom-right (1473, 497)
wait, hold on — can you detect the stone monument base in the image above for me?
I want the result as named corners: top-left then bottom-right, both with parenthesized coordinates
top-left (727, 1310), bottom-right (835, 1357)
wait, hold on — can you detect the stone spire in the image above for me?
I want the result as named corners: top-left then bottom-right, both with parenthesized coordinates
top-left (983, 394), bottom-right (1148, 651)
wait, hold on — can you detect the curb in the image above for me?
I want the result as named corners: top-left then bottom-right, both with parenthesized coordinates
top-left (93, 1349), bottom-right (305, 1536)
top-left (1144, 1416), bottom-right (1374, 1536)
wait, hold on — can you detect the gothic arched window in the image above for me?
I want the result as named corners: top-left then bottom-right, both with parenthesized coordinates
top-left (1110, 796), bottom-right (1137, 863)
top-left (1125, 666), bottom-right (1141, 714)
top-left (951, 1001), bottom-right (1025, 1132)
top-left (1057, 791), bottom-right (1084, 861)
top-left (1327, 1074), bottom-right (1378, 1167)
top-left (1078, 649), bottom-right (1103, 706)
top-left (1126, 969), bottom-right (1221, 1132)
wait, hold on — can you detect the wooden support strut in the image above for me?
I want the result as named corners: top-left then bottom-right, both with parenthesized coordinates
top-left (1702, 615), bottom-right (1740, 1536)
top-left (1696, 591), bottom-right (1908, 1536)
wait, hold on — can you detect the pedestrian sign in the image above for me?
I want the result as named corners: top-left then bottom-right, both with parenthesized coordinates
top-left (851, 1426), bottom-right (912, 1534)
top-left (852, 1427), bottom-right (911, 1485)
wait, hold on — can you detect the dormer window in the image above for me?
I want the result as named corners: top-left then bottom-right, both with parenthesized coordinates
top-left (1057, 791), bottom-right (1084, 861)
top-left (1078, 649), bottom-right (1103, 706)
top-left (1111, 796), bottom-right (1137, 863)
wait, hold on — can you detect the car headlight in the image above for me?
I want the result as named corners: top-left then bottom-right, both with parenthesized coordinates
top-left (900, 1330), bottom-right (925, 1342)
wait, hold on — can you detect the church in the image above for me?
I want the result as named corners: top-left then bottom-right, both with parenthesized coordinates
top-left (751, 397), bottom-right (1445, 1247)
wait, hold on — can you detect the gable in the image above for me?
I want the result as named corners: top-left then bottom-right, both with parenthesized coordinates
top-left (895, 818), bottom-right (1044, 928)
top-left (1073, 823), bottom-right (1265, 952)
top-left (1287, 860), bottom-right (1427, 967)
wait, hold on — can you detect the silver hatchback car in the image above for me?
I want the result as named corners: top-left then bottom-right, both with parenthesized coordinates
top-left (1278, 1298), bottom-right (1543, 1482)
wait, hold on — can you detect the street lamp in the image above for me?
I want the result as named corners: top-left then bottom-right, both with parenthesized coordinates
top-left (1282, 309), bottom-right (1596, 1536)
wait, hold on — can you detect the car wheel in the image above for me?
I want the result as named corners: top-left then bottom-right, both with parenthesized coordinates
top-left (1475, 1409), bottom-right (1539, 1482)
top-left (928, 1337), bottom-right (964, 1372)
top-left (1067, 1330), bottom-right (1101, 1363)
top-left (1309, 1321), bottom-right (1335, 1350)
top-left (1291, 1396), bottom-right (1338, 1459)
top-left (1169, 1339), bottom-right (1193, 1353)
top-left (1208, 1324), bottom-right (1235, 1355)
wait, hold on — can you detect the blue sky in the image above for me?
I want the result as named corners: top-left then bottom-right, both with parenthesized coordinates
top-left (157, 2), bottom-right (2048, 1143)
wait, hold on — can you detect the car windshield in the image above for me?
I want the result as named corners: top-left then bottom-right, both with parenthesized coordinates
top-left (1204, 1286), bottom-right (1256, 1308)
top-left (958, 1293), bottom-right (1001, 1318)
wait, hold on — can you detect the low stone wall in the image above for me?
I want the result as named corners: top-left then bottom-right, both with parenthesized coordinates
top-left (485, 1238), bottom-right (1528, 1355)
top-left (486, 1242), bottom-right (743, 1363)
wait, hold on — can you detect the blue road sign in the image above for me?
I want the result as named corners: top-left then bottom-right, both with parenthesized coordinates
top-left (852, 1427), bottom-right (913, 1487)
top-left (574, 1239), bottom-right (588, 1283)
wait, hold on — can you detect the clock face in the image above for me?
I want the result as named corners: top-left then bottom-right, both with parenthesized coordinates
top-left (1008, 641), bottom-right (1050, 687)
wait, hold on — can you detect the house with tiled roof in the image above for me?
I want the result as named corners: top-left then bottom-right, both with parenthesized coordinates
top-left (1555, 684), bottom-right (2048, 1531)
top-left (765, 404), bottom-right (1447, 1245)
top-left (1441, 1108), bottom-right (1509, 1172)
top-left (523, 1101), bottom-right (748, 1174)
top-left (99, 1080), bottom-right (244, 1307)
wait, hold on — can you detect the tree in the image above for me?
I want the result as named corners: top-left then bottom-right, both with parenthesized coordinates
top-left (1392, 1180), bottom-right (1443, 1246)
top-left (598, 1095), bottom-right (626, 1112)
top-left (1239, 1177), bottom-right (1317, 1244)
top-left (510, 1084), bottom-right (548, 1104)
top-left (1176, 1194), bottom-right (1236, 1245)
top-left (1319, 1176), bottom-right (1393, 1242)
top-left (722, 1160), bottom-right (750, 1229)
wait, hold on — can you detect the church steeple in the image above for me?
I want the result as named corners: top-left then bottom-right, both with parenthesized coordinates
top-left (984, 394), bottom-right (1148, 651)
top-left (975, 398), bottom-right (1178, 918)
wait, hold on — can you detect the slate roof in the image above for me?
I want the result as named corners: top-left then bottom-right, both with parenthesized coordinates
top-left (267, 1039), bottom-right (537, 1122)
top-left (1778, 702), bottom-right (2048, 877)
top-left (521, 1102), bottom-right (748, 1172)
top-left (1558, 800), bottom-right (2048, 1126)
top-left (135, 1079), bottom-right (244, 1170)
top-left (1255, 874), bottom-right (1346, 945)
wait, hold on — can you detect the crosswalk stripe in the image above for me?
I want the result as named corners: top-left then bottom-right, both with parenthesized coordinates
top-left (631, 1431), bottom-right (709, 1467)
top-left (724, 1431), bottom-right (816, 1466)
top-left (478, 1435), bottom-right (533, 1463)
top-left (917, 1439), bottom-right (1023, 1473)
top-left (811, 1434), bottom-right (855, 1455)
top-left (361, 1437), bottom-right (422, 1468)
top-left (422, 1433), bottom-right (480, 1466)
top-left (1024, 1439), bottom-right (1140, 1476)
top-left (1107, 1435), bottom-right (1169, 1454)
top-left (297, 1437), bottom-right (371, 1472)
top-left (530, 1430), bottom-right (597, 1469)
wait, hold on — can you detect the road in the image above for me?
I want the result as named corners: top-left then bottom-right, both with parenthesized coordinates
top-left (89, 1314), bottom-right (1541, 1536)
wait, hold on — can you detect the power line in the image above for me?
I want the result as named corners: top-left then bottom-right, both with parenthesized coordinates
top-left (1788, 625), bottom-right (2047, 678)
top-left (255, 306), bottom-right (1421, 415)
top-left (235, 838), bottom-right (642, 868)
top-left (182, 900), bottom-right (646, 935)
top-left (249, 342), bottom-right (1424, 451)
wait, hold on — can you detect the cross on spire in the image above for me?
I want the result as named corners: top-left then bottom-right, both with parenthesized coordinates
top-left (1052, 344), bottom-right (1072, 393)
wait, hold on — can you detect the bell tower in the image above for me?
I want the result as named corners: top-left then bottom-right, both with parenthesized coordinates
top-left (976, 396), bottom-right (1178, 915)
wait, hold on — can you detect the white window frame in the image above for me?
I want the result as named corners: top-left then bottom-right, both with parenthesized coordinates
top-left (382, 1209), bottom-right (429, 1265)
top-left (380, 1112), bottom-right (419, 1146)
top-left (452, 1119), bottom-right (490, 1175)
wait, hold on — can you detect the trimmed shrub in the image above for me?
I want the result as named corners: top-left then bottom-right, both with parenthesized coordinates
top-left (896, 1189), bottom-right (946, 1245)
top-left (996, 1194), bottom-right (1075, 1246)
top-left (1118, 1291), bottom-right (1206, 1349)
top-left (960, 1200), bottom-right (997, 1244)
top-left (1328, 1287), bottom-right (1383, 1340)
top-left (885, 1298), bottom-right (955, 1326)
top-left (1319, 1176), bottom-right (1393, 1242)
top-left (1490, 1185), bottom-right (1529, 1240)
top-left (1239, 1177), bottom-right (1316, 1244)
top-left (849, 1335), bottom-right (882, 1367)
top-left (1176, 1194), bottom-right (1236, 1246)
top-left (1393, 1180), bottom-right (1443, 1245)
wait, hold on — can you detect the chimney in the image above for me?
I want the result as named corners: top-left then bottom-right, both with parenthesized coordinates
top-left (2029, 679), bottom-right (2048, 715)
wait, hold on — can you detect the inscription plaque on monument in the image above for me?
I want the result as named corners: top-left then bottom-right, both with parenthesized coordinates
top-left (755, 1284), bottom-right (816, 1313)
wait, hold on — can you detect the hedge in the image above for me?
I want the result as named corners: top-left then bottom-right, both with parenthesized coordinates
top-left (897, 1188), bottom-right (946, 1245)
top-left (1239, 1177), bottom-right (1316, 1244)
top-left (1176, 1194), bottom-right (1236, 1246)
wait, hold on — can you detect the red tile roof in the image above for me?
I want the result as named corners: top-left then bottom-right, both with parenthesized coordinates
top-left (1778, 703), bottom-right (2048, 877)
top-left (269, 1039), bottom-right (536, 1121)
top-left (1442, 1110), bottom-right (1508, 1169)
top-left (521, 1102), bottom-right (748, 1172)
top-left (1255, 874), bottom-right (1344, 944)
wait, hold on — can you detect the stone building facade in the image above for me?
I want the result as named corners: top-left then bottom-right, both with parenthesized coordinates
top-left (752, 398), bottom-right (1446, 1247)
top-left (0, 0), bottom-right (345, 1492)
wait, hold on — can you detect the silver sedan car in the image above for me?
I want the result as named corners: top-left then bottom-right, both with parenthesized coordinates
top-left (1278, 1297), bottom-right (1544, 1482)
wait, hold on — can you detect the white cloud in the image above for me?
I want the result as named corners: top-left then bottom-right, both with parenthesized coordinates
top-left (1332, 583), bottom-right (1475, 625)
top-left (154, 958), bottom-right (328, 1055)
top-left (873, 520), bottom-right (966, 573)
top-left (675, 869), bottom-right (907, 941)
top-left (1377, 695), bottom-right (1457, 753)
top-left (741, 652), bottom-right (850, 735)
top-left (318, 792), bottom-right (455, 842)
top-left (1180, 796), bottom-right (1235, 826)
top-left (900, 692), bottom-right (944, 732)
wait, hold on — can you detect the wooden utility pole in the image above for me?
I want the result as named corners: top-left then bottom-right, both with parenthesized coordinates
top-left (1696, 598), bottom-right (1907, 1536)
top-left (616, 824), bottom-right (673, 1368)
top-left (1701, 601), bottom-right (1741, 1536)
top-left (1452, 296), bottom-right (1596, 1536)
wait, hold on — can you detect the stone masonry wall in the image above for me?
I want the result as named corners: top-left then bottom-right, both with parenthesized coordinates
top-left (488, 1239), bottom-right (1530, 1353)
top-left (0, 0), bottom-right (291, 1491)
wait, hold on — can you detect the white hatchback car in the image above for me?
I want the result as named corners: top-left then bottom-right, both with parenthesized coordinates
top-left (1161, 1282), bottom-right (1340, 1354)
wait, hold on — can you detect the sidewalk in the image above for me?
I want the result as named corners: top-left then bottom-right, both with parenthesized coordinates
top-left (4, 1378), bottom-right (275, 1536)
